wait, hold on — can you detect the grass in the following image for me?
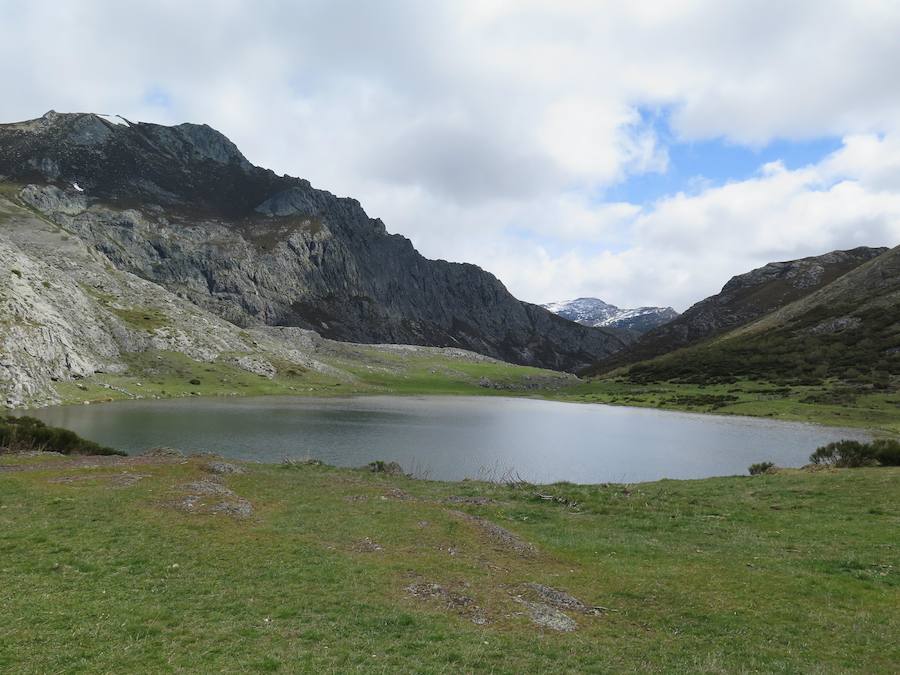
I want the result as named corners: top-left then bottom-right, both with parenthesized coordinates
top-left (51, 349), bottom-right (573, 405)
top-left (0, 455), bottom-right (897, 672)
top-left (552, 378), bottom-right (900, 436)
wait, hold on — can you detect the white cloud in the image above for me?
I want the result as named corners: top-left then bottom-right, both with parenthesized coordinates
top-left (1, 1), bottom-right (899, 311)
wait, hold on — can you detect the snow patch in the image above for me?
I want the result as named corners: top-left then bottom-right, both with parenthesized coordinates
top-left (72, 182), bottom-right (84, 192)
top-left (97, 114), bottom-right (130, 127)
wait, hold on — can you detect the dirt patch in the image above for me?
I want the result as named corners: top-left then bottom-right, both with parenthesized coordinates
top-left (450, 510), bottom-right (537, 557)
top-left (406, 581), bottom-right (487, 625)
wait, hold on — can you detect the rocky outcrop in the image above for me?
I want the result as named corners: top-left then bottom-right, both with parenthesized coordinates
top-left (0, 193), bottom-right (341, 406)
top-left (0, 111), bottom-right (629, 372)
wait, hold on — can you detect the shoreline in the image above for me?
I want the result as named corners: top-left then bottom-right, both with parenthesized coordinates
top-left (11, 382), bottom-right (899, 438)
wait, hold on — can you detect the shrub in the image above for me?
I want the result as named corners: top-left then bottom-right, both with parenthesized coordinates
top-left (189, 378), bottom-right (202, 385)
top-left (872, 439), bottom-right (900, 466)
top-left (0, 416), bottom-right (123, 456)
top-left (366, 460), bottom-right (404, 476)
top-left (748, 461), bottom-right (775, 475)
top-left (809, 440), bottom-right (877, 467)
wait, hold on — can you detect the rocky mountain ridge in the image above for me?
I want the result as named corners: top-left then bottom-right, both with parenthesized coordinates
top-left (0, 111), bottom-right (629, 372)
top-left (616, 245), bottom-right (900, 384)
top-left (586, 246), bottom-right (888, 374)
top-left (542, 297), bottom-right (678, 334)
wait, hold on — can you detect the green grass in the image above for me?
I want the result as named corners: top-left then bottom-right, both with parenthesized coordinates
top-left (553, 378), bottom-right (900, 436)
top-left (0, 456), bottom-right (897, 672)
top-left (52, 349), bottom-right (572, 405)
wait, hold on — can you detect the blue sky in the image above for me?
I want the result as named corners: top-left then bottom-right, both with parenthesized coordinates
top-left (604, 109), bottom-right (845, 205)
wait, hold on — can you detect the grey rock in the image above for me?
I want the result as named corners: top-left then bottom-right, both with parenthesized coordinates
top-left (0, 111), bottom-right (630, 372)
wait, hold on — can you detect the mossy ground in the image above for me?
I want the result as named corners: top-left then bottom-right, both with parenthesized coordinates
top-left (0, 455), bottom-right (897, 672)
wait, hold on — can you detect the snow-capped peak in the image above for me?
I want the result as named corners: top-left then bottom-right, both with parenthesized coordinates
top-left (542, 297), bottom-right (678, 334)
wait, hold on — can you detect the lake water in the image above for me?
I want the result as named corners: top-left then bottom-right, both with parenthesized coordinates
top-left (22, 395), bottom-right (871, 483)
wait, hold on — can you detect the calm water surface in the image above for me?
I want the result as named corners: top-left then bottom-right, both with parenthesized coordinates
top-left (25, 396), bottom-right (870, 483)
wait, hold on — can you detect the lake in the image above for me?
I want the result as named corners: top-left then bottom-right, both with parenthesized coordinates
top-left (21, 395), bottom-right (872, 483)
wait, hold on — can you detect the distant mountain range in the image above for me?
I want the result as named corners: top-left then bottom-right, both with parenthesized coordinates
top-left (541, 298), bottom-right (679, 334)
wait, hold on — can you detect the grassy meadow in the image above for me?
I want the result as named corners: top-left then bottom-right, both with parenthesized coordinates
top-left (0, 454), bottom-right (897, 672)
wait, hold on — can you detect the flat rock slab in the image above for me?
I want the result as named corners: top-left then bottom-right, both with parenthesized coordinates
top-left (406, 581), bottom-right (487, 625)
top-left (204, 462), bottom-right (246, 475)
top-left (450, 510), bottom-right (537, 557)
top-left (524, 582), bottom-right (605, 615)
top-left (514, 598), bottom-right (577, 632)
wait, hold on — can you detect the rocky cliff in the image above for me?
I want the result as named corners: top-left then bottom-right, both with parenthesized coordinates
top-left (0, 111), bottom-right (629, 372)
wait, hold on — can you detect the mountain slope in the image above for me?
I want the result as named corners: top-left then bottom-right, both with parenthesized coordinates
top-left (0, 111), bottom-right (629, 371)
top-left (619, 245), bottom-right (900, 384)
top-left (0, 191), bottom-right (574, 407)
top-left (542, 297), bottom-right (678, 333)
top-left (586, 246), bottom-right (887, 374)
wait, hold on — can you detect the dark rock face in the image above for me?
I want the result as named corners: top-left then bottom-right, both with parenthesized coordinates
top-left (0, 111), bottom-right (629, 371)
top-left (587, 246), bottom-right (887, 374)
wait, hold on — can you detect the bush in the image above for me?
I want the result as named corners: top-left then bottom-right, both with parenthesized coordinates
top-left (366, 460), bottom-right (404, 476)
top-left (809, 440), bottom-right (879, 467)
top-left (189, 378), bottom-right (202, 385)
top-left (748, 461), bottom-right (775, 475)
top-left (0, 416), bottom-right (123, 456)
top-left (872, 439), bottom-right (900, 466)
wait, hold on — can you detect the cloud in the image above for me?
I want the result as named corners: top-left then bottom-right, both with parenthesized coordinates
top-left (1, 1), bottom-right (899, 311)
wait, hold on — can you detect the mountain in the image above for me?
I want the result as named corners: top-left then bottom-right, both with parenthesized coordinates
top-left (618, 245), bottom-right (900, 384)
top-left (0, 190), bottom-right (578, 408)
top-left (585, 246), bottom-right (887, 375)
top-left (0, 111), bottom-right (630, 373)
top-left (542, 297), bottom-right (678, 333)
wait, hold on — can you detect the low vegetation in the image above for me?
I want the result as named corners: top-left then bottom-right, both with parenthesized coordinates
top-left (0, 453), bottom-right (897, 672)
top-left (810, 439), bottom-right (900, 467)
top-left (0, 416), bottom-right (122, 456)
top-left (553, 377), bottom-right (900, 435)
top-left (619, 303), bottom-right (899, 387)
top-left (748, 461), bottom-right (775, 475)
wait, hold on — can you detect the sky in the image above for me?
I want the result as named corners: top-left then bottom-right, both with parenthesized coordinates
top-left (2, 1), bottom-right (900, 311)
